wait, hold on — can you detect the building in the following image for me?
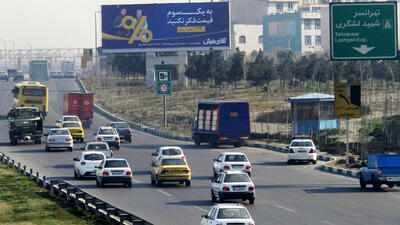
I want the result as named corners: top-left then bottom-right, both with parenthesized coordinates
top-left (232, 24), bottom-right (264, 56)
top-left (263, 0), bottom-right (328, 54)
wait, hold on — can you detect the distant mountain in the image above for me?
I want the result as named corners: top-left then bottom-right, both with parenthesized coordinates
top-left (231, 0), bottom-right (267, 24)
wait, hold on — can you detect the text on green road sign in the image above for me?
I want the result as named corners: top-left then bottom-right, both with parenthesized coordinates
top-left (330, 2), bottom-right (397, 60)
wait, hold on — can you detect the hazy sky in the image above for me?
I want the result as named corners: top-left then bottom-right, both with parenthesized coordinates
top-left (0, 0), bottom-right (210, 49)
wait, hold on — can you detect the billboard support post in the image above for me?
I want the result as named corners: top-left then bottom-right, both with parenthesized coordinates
top-left (346, 119), bottom-right (349, 166)
top-left (164, 95), bottom-right (167, 127)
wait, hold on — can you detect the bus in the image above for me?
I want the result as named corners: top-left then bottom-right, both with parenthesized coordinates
top-left (12, 82), bottom-right (49, 117)
top-left (29, 60), bottom-right (49, 81)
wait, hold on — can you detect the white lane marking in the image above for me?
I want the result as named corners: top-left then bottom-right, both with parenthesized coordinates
top-left (273, 204), bottom-right (296, 213)
top-left (193, 206), bottom-right (208, 213)
top-left (320, 220), bottom-right (336, 225)
top-left (132, 178), bottom-right (141, 183)
top-left (157, 189), bottom-right (172, 197)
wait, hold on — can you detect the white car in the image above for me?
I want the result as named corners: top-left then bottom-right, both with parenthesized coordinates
top-left (213, 152), bottom-right (252, 177)
top-left (151, 146), bottom-right (185, 165)
top-left (211, 171), bottom-right (255, 204)
top-left (201, 203), bottom-right (255, 225)
top-left (82, 142), bottom-right (114, 158)
top-left (287, 138), bottom-right (318, 164)
top-left (74, 151), bottom-right (106, 179)
top-left (56, 115), bottom-right (82, 128)
top-left (96, 158), bottom-right (132, 187)
top-left (94, 127), bottom-right (120, 150)
top-left (45, 128), bottom-right (73, 152)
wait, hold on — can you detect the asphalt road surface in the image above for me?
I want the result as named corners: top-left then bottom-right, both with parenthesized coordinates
top-left (1, 79), bottom-right (400, 225)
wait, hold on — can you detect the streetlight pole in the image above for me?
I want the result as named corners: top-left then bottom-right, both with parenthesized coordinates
top-left (8, 41), bottom-right (15, 68)
top-left (94, 11), bottom-right (100, 65)
top-left (0, 39), bottom-right (6, 71)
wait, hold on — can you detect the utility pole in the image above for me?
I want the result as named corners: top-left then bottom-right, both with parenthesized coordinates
top-left (0, 39), bottom-right (6, 71)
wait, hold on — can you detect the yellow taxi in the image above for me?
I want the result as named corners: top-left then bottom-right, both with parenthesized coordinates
top-left (151, 156), bottom-right (191, 187)
top-left (61, 121), bottom-right (84, 143)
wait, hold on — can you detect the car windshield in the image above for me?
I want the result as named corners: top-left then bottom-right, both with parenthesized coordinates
top-left (99, 128), bottom-right (116, 134)
top-left (84, 154), bottom-right (104, 161)
top-left (291, 141), bottom-right (313, 147)
top-left (162, 149), bottom-right (182, 155)
top-left (87, 144), bottom-right (108, 150)
top-left (110, 123), bottom-right (129, 128)
top-left (50, 130), bottom-right (69, 136)
top-left (104, 160), bottom-right (128, 168)
top-left (64, 117), bottom-right (79, 122)
top-left (63, 123), bottom-right (80, 128)
top-left (224, 174), bottom-right (250, 183)
top-left (225, 155), bottom-right (247, 162)
top-left (217, 208), bottom-right (250, 219)
top-left (162, 158), bottom-right (186, 165)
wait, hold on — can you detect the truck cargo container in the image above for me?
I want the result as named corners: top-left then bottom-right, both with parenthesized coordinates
top-left (192, 101), bottom-right (250, 148)
top-left (63, 93), bottom-right (94, 128)
top-left (29, 60), bottom-right (49, 81)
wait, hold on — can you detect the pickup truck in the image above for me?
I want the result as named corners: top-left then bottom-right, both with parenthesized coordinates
top-left (359, 154), bottom-right (400, 190)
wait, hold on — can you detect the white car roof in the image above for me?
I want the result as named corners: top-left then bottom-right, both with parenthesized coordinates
top-left (81, 151), bottom-right (106, 156)
top-left (50, 128), bottom-right (69, 131)
top-left (223, 171), bottom-right (249, 175)
top-left (291, 139), bottom-right (313, 142)
top-left (222, 152), bottom-right (246, 155)
top-left (86, 142), bottom-right (108, 145)
top-left (214, 203), bottom-right (246, 209)
top-left (62, 115), bottom-right (79, 118)
top-left (104, 158), bottom-right (127, 161)
top-left (159, 146), bottom-right (182, 151)
top-left (99, 126), bottom-right (114, 130)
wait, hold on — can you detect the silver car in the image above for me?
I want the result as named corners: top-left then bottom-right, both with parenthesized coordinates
top-left (45, 128), bottom-right (73, 152)
top-left (82, 142), bottom-right (114, 158)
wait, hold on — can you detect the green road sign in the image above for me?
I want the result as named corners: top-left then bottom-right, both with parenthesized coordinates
top-left (156, 70), bottom-right (171, 82)
top-left (330, 2), bottom-right (398, 60)
top-left (156, 81), bottom-right (171, 96)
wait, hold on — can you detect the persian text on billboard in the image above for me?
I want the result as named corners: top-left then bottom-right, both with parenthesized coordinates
top-left (101, 2), bottom-right (230, 53)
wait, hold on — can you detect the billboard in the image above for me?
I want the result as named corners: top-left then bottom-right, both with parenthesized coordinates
top-left (101, 2), bottom-right (230, 53)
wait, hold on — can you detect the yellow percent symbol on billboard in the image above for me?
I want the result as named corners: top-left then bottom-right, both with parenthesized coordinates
top-left (122, 16), bottom-right (153, 44)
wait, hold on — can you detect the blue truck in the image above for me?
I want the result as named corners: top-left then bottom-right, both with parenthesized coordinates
top-left (359, 154), bottom-right (400, 190)
top-left (191, 101), bottom-right (250, 148)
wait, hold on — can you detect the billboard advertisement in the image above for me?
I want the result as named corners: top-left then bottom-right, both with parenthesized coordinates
top-left (101, 2), bottom-right (230, 53)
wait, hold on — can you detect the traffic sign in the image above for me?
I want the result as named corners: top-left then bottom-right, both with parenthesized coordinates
top-left (330, 2), bottom-right (398, 60)
top-left (334, 83), bottom-right (361, 118)
top-left (156, 81), bottom-right (171, 96)
top-left (156, 70), bottom-right (171, 82)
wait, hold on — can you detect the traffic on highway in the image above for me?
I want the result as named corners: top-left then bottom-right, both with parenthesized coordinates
top-left (1, 78), bottom-right (400, 225)
top-left (2, 1), bottom-right (400, 225)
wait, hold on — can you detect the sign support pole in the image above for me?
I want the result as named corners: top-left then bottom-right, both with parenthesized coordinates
top-left (346, 119), bottom-right (349, 166)
top-left (163, 95), bottom-right (167, 127)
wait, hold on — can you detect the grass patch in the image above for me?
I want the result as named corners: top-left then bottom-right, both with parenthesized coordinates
top-left (0, 163), bottom-right (110, 225)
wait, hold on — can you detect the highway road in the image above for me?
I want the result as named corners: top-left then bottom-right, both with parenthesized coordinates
top-left (1, 79), bottom-right (400, 225)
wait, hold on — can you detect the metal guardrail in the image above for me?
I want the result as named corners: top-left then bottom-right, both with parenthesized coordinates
top-left (0, 152), bottom-right (153, 225)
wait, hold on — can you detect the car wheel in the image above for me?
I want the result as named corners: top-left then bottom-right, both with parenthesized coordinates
top-left (45, 146), bottom-right (50, 152)
top-left (185, 180), bottom-right (191, 187)
top-left (249, 197), bottom-right (255, 205)
top-left (151, 175), bottom-right (156, 185)
top-left (68, 147), bottom-right (73, 152)
top-left (388, 183), bottom-right (394, 188)
top-left (359, 175), bottom-right (367, 189)
top-left (128, 138), bottom-right (132, 143)
top-left (126, 182), bottom-right (132, 188)
top-left (116, 145), bottom-right (120, 150)
top-left (156, 176), bottom-right (162, 187)
top-left (233, 142), bottom-right (242, 148)
top-left (74, 170), bottom-right (78, 179)
top-left (96, 179), bottom-right (100, 187)
top-left (216, 192), bottom-right (224, 203)
top-left (80, 138), bottom-right (84, 143)
top-left (312, 160), bottom-right (317, 164)
top-left (194, 138), bottom-right (201, 146)
top-left (76, 170), bottom-right (82, 180)
top-left (372, 176), bottom-right (381, 191)
top-left (211, 190), bottom-right (217, 203)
